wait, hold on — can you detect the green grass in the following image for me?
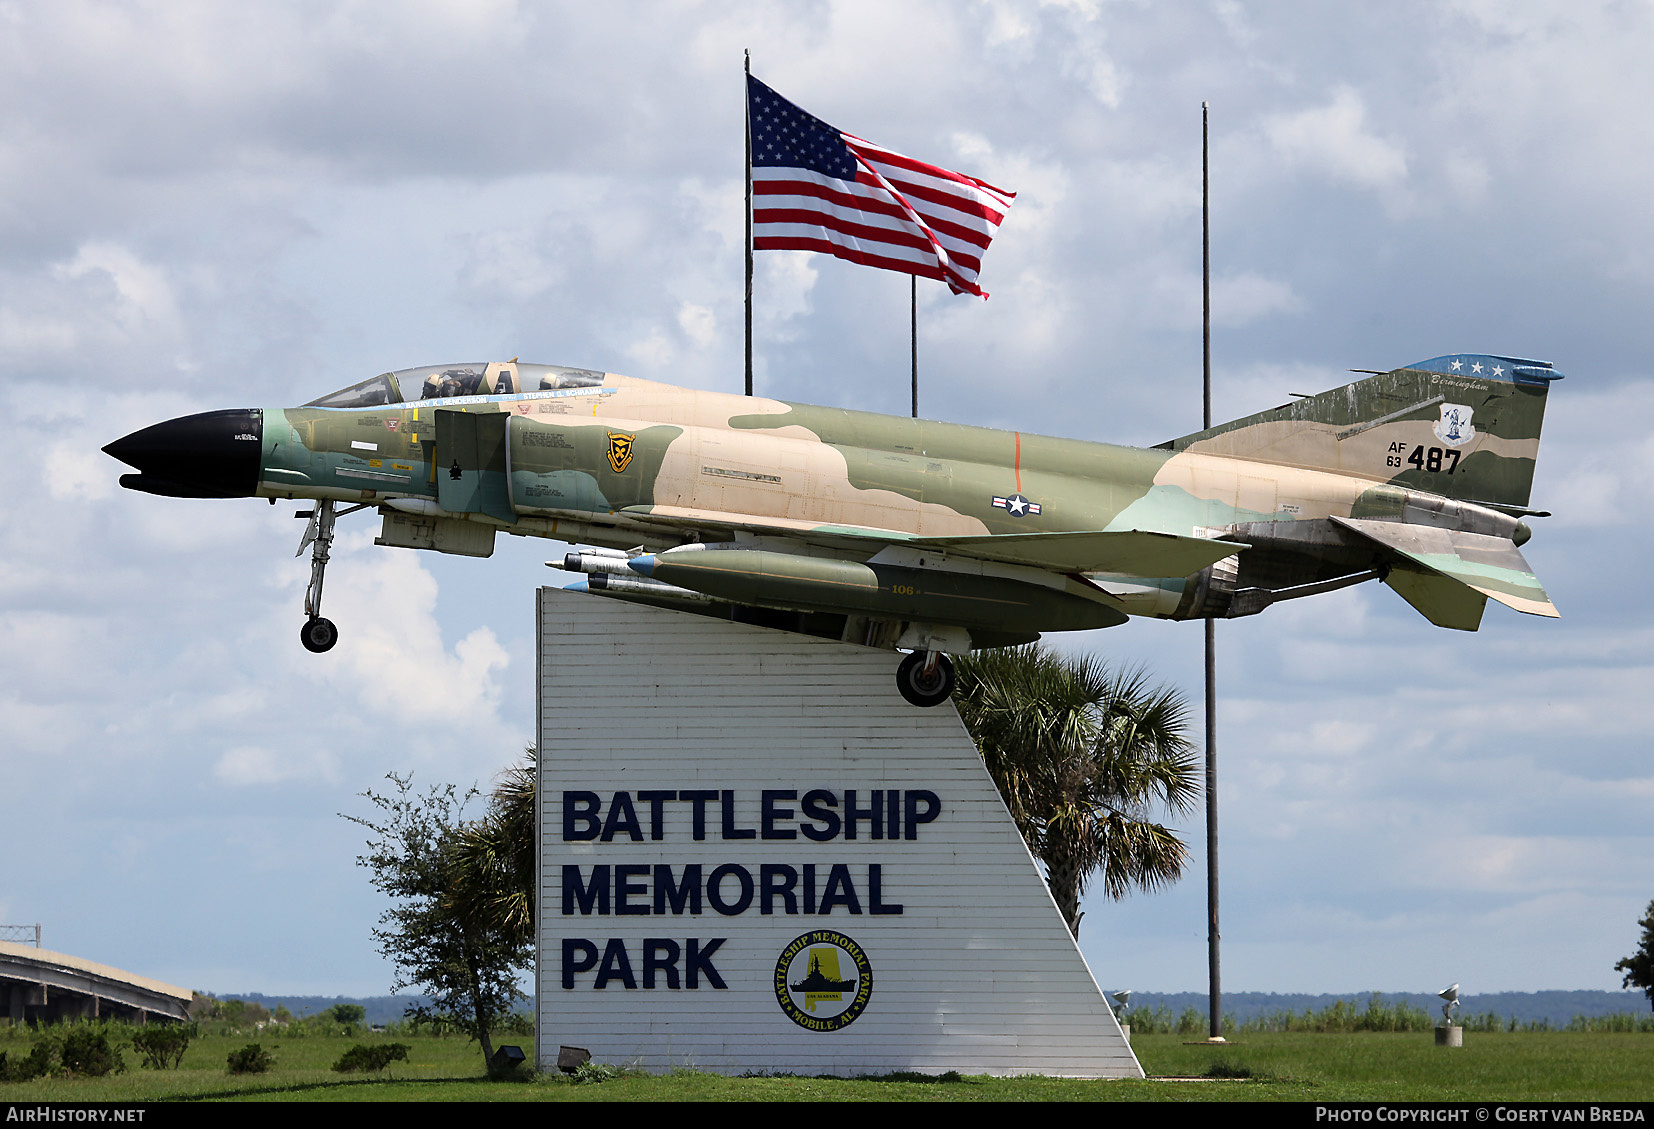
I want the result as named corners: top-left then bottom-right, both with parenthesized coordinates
top-left (1, 1029), bottom-right (1650, 1101)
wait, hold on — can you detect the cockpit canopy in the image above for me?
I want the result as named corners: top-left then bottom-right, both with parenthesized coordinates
top-left (304, 362), bottom-right (607, 409)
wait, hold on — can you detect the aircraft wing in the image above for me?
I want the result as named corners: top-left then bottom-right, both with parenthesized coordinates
top-left (621, 505), bottom-right (1245, 578)
top-left (899, 530), bottom-right (1248, 576)
top-left (1332, 516), bottom-right (1559, 630)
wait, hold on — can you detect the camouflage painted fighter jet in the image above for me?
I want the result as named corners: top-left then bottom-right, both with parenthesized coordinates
top-left (104, 353), bottom-right (1558, 705)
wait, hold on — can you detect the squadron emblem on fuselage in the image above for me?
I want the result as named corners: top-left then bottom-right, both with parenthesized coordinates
top-left (607, 430), bottom-right (636, 473)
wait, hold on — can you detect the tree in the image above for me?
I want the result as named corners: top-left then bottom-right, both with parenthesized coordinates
top-left (1615, 899), bottom-right (1654, 1013)
top-left (447, 750), bottom-right (537, 951)
top-left (344, 772), bottom-right (532, 1070)
top-left (953, 645), bottom-right (1201, 937)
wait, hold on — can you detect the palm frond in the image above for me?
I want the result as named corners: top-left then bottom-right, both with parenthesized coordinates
top-left (955, 644), bottom-right (1201, 936)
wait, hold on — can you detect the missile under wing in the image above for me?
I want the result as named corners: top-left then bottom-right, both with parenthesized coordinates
top-left (104, 353), bottom-right (1559, 705)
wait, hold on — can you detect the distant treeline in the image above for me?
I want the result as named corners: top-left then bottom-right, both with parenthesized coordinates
top-left (212, 989), bottom-right (1649, 1032)
top-left (218, 993), bottom-right (528, 1029)
top-left (1124, 990), bottom-right (1651, 1031)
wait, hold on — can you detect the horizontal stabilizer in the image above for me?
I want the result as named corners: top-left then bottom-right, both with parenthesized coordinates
top-left (906, 529), bottom-right (1248, 577)
top-left (1332, 516), bottom-right (1559, 629)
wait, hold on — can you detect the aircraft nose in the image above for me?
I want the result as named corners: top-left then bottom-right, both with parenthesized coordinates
top-left (103, 408), bottom-right (264, 498)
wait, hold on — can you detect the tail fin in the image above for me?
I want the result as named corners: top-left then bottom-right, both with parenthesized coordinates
top-left (1156, 354), bottom-right (1561, 510)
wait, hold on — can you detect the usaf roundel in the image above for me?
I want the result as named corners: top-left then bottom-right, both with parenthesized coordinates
top-left (991, 493), bottom-right (1042, 517)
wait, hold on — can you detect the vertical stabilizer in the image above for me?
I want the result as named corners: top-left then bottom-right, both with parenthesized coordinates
top-left (1159, 354), bottom-right (1560, 510)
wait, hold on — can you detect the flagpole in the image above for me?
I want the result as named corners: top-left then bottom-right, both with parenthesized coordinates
top-left (911, 276), bottom-right (918, 418)
top-left (1202, 98), bottom-right (1224, 1045)
top-left (744, 49), bottom-right (754, 398)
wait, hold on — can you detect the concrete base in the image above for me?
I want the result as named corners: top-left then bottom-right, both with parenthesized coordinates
top-left (535, 587), bottom-right (1141, 1078)
top-left (1436, 1025), bottom-right (1463, 1047)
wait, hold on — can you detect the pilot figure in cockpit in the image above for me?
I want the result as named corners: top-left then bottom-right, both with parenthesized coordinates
top-left (422, 368), bottom-right (484, 399)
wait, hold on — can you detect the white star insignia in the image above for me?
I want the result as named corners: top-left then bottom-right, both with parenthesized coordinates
top-left (1471, 362), bottom-right (1483, 373)
top-left (1491, 365), bottom-right (1503, 376)
top-left (1450, 360), bottom-right (1462, 371)
top-left (1007, 497), bottom-right (1028, 515)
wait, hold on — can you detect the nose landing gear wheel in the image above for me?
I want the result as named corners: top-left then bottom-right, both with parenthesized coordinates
top-left (896, 650), bottom-right (955, 707)
top-left (300, 616), bottom-right (339, 653)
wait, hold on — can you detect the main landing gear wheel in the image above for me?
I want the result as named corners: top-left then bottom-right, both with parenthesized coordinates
top-left (300, 616), bottom-right (339, 653)
top-left (896, 650), bottom-right (955, 707)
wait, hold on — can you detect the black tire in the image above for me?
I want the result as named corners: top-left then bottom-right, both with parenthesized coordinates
top-left (300, 616), bottom-right (339, 653)
top-left (896, 651), bottom-right (955, 707)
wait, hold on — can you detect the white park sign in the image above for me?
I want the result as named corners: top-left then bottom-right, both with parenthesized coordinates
top-left (536, 587), bottom-right (1141, 1077)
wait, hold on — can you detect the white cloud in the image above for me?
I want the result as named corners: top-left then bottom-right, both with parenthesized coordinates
top-left (755, 251), bottom-right (819, 334)
top-left (213, 744), bottom-right (340, 787)
top-left (43, 440), bottom-right (117, 502)
top-left (298, 545), bottom-right (511, 724)
top-left (624, 326), bottom-right (676, 371)
top-left (1262, 87), bottom-right (1408, 191)
top-left (676, 302), bottom-right (717, 350)
top-left (1211, 271), bottom-right (1303, 326)
top-left (53, 242), bottom-right (180, 334)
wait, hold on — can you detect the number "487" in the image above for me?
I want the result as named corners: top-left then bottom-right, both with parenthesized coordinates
top-left (1385, 444), bottom-right (1461, 474)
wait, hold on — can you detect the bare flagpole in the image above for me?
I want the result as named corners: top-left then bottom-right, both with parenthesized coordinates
top-left (911, 276), bottom-right (918, 418)
top-left (744, 50), bottom-right (754, 398)
top-left (1203, 99), bottom-right (1224, 1045)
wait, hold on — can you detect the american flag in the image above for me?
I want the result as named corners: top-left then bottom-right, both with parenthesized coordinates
top-left (747, 75), bottom-right (1015, 298)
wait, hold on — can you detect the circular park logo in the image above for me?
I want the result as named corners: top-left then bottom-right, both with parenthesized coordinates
top-left (773, 930), bottom-right (873, 1032)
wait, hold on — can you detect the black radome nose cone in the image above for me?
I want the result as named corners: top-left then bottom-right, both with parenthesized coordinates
top-left (104, 408), bottom-right (263, 498)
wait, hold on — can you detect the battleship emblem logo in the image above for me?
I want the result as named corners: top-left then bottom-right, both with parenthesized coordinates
top-left (773, 930), bottom-right (873, 1032)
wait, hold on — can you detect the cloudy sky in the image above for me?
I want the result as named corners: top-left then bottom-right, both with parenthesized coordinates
top-left (2, 0), bottom-right (1649, 1001)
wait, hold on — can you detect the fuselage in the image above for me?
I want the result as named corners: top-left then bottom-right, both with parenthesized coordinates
top-left (231, 366), bottom-right (1512, 622)
top-left (104, 354), bottom-right (1553, 651)
top-left (102, 354), bottom-right (1559, 670)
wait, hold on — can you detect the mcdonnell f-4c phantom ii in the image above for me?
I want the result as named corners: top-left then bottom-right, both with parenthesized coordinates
top-left (104, 353), bottom-right (1559, 706)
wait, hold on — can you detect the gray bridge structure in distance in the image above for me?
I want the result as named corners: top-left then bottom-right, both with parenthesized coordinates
top-left (1, 940), bottom-right (192, 1025)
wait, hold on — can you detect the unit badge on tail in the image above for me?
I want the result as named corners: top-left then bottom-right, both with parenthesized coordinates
top-left (1435, 404), bottom-right (1475, 447)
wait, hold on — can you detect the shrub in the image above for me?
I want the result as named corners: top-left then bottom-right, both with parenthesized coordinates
top-left (59, 1029), bottom-right (123, 1077)
top-left (131, 1023), bottom-right (197, 1070)
top-left (226, 1044), bottom-right (274, 1074)
top-left (332, 1043), bottom-right (410, 1073)
top-left (571, 1061), bottom-right (622, 1085)
top-left (0, 1043), bottom-right (57, 1083)
top-left (495, 1011), bottom-right (534, 1037)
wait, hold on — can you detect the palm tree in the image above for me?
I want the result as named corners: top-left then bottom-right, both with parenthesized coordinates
top-left (446, 750), bottom-right (537, 952)
top-left (953, 645), bottom-right (1200, 938)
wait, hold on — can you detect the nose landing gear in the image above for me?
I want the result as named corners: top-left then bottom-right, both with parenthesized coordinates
top-left (295, 499), bottom-right (370, 653)
top-left (896, 649), bottom-right (956, 708)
